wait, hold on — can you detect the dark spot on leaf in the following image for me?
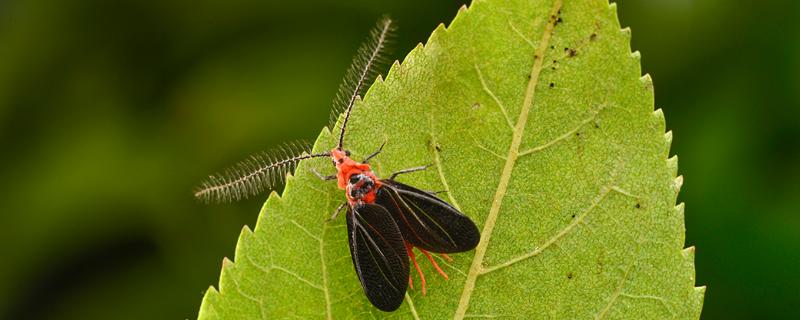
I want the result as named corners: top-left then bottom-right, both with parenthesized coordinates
top-left (435, 144), bottom-right (442, 152)
top-left (567, 272), bottom-right (574, 279)
top-left (571, 214), bottom-right (576, 218)
top-left (553, 60), bottom-right (558, 64)
top-left (551, 66), bottom-right (556, 70)
top-left (567, 48), bottom-right (578, 57)
top-left (472, 102), bottom-right (481, 110)
top-left (549, 82), bottom-right (555, 88)
top-left (576, 132), bottom-right (581, 136)
top-left (557, 17), bottom-right (563, 24)
top-left (527, 74), bottom-right (532, 79)
top-left (590, 33), bottom-right (598, 41)
top-left (550, 45), bottom-right (555, 49)
top-left (635, 203), bottom-right (641, 209)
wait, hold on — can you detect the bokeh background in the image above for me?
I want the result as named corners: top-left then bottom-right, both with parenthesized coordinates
top-left (0, 0), bottom-right (797, 319)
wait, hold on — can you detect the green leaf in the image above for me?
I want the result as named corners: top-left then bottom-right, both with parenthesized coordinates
top-left (197, 0), bottom-right (705, 318)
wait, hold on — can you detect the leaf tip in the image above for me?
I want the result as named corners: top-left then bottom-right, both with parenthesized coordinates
top-left (675, 202), bottom-right (685, 216)
top-left (652, 107), bottom-right (664, 120)
top-left (238, 225), bottom-right (254, 247)
top-left (318, 125), bottom-right (333, 139)
top-left (255, 190), bottom-right (284, 231)
top-left (222, 257), bottom-right (234, 268)
top-left (664, 130), bottom-right (673, 145)
top-left (667, 154), bottom-right (679, 176)
top-left (198, 285), bottom-right (222, 319)
top-left (695, 285), bottom-right (707, 296)
top-left (620, 26), bottom-right (631, 38)
top-left (652, 108), bottom-right (667, 137)
top-left (231, 226), bottom-right (255, 260)
top-left (427, 23), bottom-right (449, 47)
top-left (674, 175), bottom-right (684, 192)
top-left (682, 246), bottom-right (698, 290)
top-left (205, 285), bottom-right (219, 294)
top-left (682, 245), bottom-right (696, 258)
top-left (284, 168), bottom-right (298, 185)
top-left (630, 50), bottom-right (641, 60)
top-left (640, 73), bottom-right (654, 91)
top-left (269, 189), bottom-right (284, 203)
top-left (450, 2), bottom-right (473, 30)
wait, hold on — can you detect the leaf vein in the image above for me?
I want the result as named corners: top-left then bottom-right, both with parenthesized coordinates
top-left (271, 265), bottom-right (324, 291)
top-left (480, 185), bottom-right (618, 275)
top-left (509, 22), bottom-right (536, 48)
top-left (519, 104), bottom-right (605, 156)
top-left (289, 219), bottom-right (323, 242)
top-left (473, 138), bottom-right (508, 161)
top-left (595, 264), bottom-right (634, 320)
top-left (619, 293), bottom-right (675, 317)
top-left (320, 218), bottom-right (332, 320)
top-left (454, 1), bottom-right (563, 318)
top-left (405, 293), bottom-right (421, 320)
top-left (429, 112), bottom-right (465, 212)
top-left (475, 64), bottom-right (515, 130)
top-left (227, 266), bottom-right (263, 314)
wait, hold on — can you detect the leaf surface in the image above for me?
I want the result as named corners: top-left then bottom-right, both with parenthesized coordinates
top-left (198, 0), bottom-right (705, 318)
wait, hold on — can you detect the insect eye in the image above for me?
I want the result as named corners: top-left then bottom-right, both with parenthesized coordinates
top-left (349, 175), bottom-right (360, 184)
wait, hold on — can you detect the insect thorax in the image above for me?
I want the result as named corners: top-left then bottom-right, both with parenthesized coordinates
top-left (346, 173), bottom-right (377, 204)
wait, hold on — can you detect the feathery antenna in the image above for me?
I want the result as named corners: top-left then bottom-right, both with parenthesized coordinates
top-left (195, 17), bottom-right (394, 203)
top-left (333, 16), bottom-right (395, 150)
top-left (194, 140), bottom-right (329, 203)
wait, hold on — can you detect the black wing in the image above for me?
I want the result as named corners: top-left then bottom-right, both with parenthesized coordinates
top-left (376, 179), bottom-right (480, 253)
top-left (346, 203), bottom-right (409, 312)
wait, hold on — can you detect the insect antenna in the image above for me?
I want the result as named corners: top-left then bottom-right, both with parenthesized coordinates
top-left (194, 140), bottom-right (330, 203)
top-left (331, 16), bottom-right (396, 150)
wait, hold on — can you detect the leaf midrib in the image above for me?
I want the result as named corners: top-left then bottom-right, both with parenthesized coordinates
top-left (453, 0), bottom-right (563, 318)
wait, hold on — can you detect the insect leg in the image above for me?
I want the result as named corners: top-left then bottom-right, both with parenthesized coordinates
top-left (311, 168), bottom-right (337, 181)
top-left (388, 164), bottom-right (431, 180)
top-left (420, 249), bottom-right (449, 280)
top-left (406, 243), bottom-right (427, 295)
top-left (362, 141), bottom-right (386, 163)
top-left (425, 190), bottom-right (449, 195)
top-left (326, 201), bottom-right (347, 221)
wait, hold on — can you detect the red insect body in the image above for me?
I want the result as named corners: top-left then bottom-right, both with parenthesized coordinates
top-left (331, 148), bottom-right (449, 294)
top-left (331, 148), bottom-right (381, 205)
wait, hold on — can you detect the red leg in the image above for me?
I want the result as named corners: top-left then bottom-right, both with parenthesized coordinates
top-left (441, 253), bottom-right (453, 262)
top-left (406, 243), bottom-right (427, 295)
top-left (420, 249), bottom-right (449, 280)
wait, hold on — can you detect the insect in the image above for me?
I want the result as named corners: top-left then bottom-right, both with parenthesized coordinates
top-left (194, 17), bottom-right (480, 312)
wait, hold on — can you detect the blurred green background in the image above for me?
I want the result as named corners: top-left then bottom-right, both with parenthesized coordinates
top-left (0, 0), bottom-right (797, 319)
